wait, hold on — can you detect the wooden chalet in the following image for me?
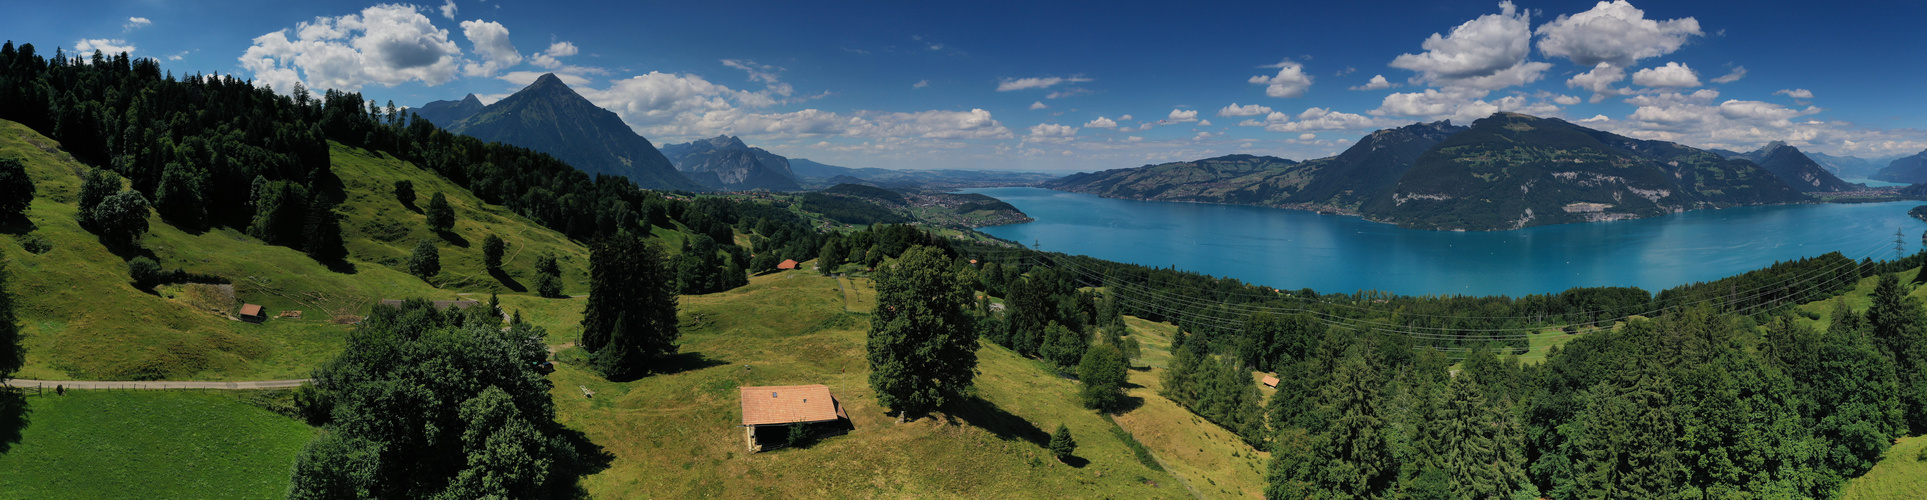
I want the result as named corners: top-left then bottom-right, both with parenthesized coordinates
top-left (739, 384), bottom-right (848, 452)
top-left (238, 304), bottom-right (266, 323)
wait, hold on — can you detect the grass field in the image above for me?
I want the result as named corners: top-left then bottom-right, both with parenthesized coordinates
top-left (1840, 435), bottom-right (1927, 500)
top-left (548, 268), bottom-right (1192, 498)
top-left (0, 390), bottom-right (316, 500)
top-left (1, 119), bottom-right (592, 380)
top-left (1117, 316), bottom-right (1271, 499)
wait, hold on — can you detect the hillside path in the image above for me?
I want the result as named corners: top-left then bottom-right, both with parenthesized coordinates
top-left (5, 379), bottom-right (311, 390)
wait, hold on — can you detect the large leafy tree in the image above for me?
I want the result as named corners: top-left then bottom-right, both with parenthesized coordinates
top-left (287, 301), bottom-right (583, 498)
top-left (867, 245), bottom-right (978, 419)
top-left (580, 235), bottom-right (679, 379)
top-left (74, 169), bottom-right (120, 228)
top-left (408, 239), bottom-right (441, 281)
top-left (482, 234), bottom-right (506, 270)
top-left (1077, 342), bottom-right (1128, 412)
top-left (91, 190), bottom-right (149, 248)
top-left (0, 156), bottom-right (32, 219)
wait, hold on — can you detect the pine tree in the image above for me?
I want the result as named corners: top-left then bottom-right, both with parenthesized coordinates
top-left (1305, 345), bottom-right (1395, 498)
top-left (1049, 424), bottom-right (1077, 461)
top-left (867, 245), bottom-right (978, 419)
top-left (426, 192), bottom-right (455, 233)
top-left (408, 239), bottom-right (441, 281)
top-left (581, 235), bottom-right (679, 379)
top-left (303, 198), bottom-right (347, 262)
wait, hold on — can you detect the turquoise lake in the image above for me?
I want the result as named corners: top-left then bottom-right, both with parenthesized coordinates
top-left (964, 187), bottom-right (1927, 297)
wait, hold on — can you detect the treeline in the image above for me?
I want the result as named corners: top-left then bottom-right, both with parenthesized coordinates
top-left (0, 41), bottom-right (827, 294)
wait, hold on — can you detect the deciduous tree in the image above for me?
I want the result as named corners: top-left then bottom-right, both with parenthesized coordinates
top-left (0, 157), bottom-right (32, 219)
top-left (408, 239), bottom-right (441, 281)
top-left (867, 245), bottom-right (978, 419)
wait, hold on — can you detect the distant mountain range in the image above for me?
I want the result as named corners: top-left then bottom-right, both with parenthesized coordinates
top-left (410, 74), bottom-right (1054, 192)
top-left (659, 135), bottom-right (801, 191)
top-left (1733, 141), bottom-right (1858, 192)
top-left (1047, 113), bottom-right (1827, 231)
top-left (1874, 149), bottom-right (1927, 184)
top-left (411, 93), bottom-right (484, 129)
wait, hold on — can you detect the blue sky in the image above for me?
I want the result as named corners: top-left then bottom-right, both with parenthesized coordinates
top-left (13, 0), bottom-right (1927, 172)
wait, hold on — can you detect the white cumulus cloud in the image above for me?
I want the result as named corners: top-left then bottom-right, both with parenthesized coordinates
top-left (913, 79), bottom-right (929, 89)
top-left (1535, 0), bottom-right (1701, 68)
top-left (74, 39), bottom-right (136, 56)
top-left (124, 17), bottom-right (152, 31)
top-left (1167, 109), bottom-right (1199, 122)
top-left (1218, 103), bottom-right (1274, 117)
top-left (1029, 122), bottom-right (1078, 138)
top-left (1567, 62), bottom-right (1628, 102)
top-left (1630, 62), bottom-right (1699, 88)
top-left (440, 0), bottom-right (458, 19)
top-left (1249, 61), bottom-right (1313, 98)
top-left (1029, 101), bottom-right (1048, 110)
top-left (1774, 88), bottom-right (1814, 99)
top-left (1389, 2), bottom-right (1548, 90)
top-left (1084, 116), bottom-right (1118, 128)
top-left (240, 4), bottom-right (465, 93)
top-left (458, 20), bottom-right (520, 77)
top-left (1350, 74), bottom-right (1396, 91)
top-left (529, 41), bottom-right (578, 69)
top-left (1371, 88), bottom-right (1562, 123)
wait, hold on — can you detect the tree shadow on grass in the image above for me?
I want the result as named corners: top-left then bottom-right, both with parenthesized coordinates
top-left (1060, 455), bottom-right (1090, 468)
top-left (0, 214), bottom-right (35, 236)
top-left (941, 396), bottom-right (1049, 448)
top-left (0, 387), bottom-right (29, 454)
top-left (1105, 395), bottom-right (1146, 415)
top-left (489, 268), bottom-right (527, 292)
top-left (323, 258), bottom-right (359, 275)
top-left (437, 230), bottom-right (469, 248)
top-left (601, 351), bottom-right (729, 382)
top-left (553, 425), bottom-right (615, 500)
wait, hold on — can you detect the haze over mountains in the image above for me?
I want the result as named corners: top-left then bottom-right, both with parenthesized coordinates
top-left (1048, 113), bottom-right (1840, 230)
top-left (658, 135), bottom-right (802, 191)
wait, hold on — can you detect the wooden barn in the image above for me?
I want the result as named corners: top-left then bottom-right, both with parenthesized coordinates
top-left (739, 384), bottom-right (848, 452)
top-left (1262, 374), bottom-right (1280, 388)
top-left (238, 304), bottom-right (267, 323)
top-left (777, 259), bottom-right (799, 270)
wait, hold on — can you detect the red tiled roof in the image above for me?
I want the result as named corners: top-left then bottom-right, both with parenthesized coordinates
top-left (740, 385), bottom-right (842, 426)
top-left (1261, 375), bottom-right (1280, 388)
top-left (239, 304), bottom-right (264, 317)
top-left (777, 259), bottom-right (799, 270)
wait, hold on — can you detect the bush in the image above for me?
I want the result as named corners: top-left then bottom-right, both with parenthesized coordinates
top-left (16, 233), bottom-right (51, 254)
top-left (128, 256), bottom-right (163, 290)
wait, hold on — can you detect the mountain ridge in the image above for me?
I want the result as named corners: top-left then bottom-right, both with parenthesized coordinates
top-left (658, 134), bottom-right (802, 191)
top-left (1047, 113), bottom-right (1814, 230)
top-left (441, 73), bottom-right (704, 191)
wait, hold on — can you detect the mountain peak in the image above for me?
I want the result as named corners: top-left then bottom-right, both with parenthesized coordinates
top-left (530, 73), bottom-right (567, 88)
top-left (459, 93), bottom-right (481, 105)
top-left (701, 135), bottom-right (750, 150)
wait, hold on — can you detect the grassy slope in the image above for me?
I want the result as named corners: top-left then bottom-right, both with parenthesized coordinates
top-left (1841, 435), bottom-right (1927, 500)
top-left (1, 119), bottom-right (590, 380)
top-left (547, 268), bottom-right (1190, 498)
top-left (1114, 316), bottom-right (1272, 499)
top-left (0, 390), bottom-right (315, 500)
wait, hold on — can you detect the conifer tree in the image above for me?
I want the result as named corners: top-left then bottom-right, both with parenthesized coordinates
top-left (0, 253), bottom-right (23, 381)
top-left (426, 192), bottom-right (455, 233)
top-left (867, 245), bottom-right (978, 419)
top-left (1050, 424), bottom-right (1077, 461)
top-left (581, 235), bottom-right (679, 379)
